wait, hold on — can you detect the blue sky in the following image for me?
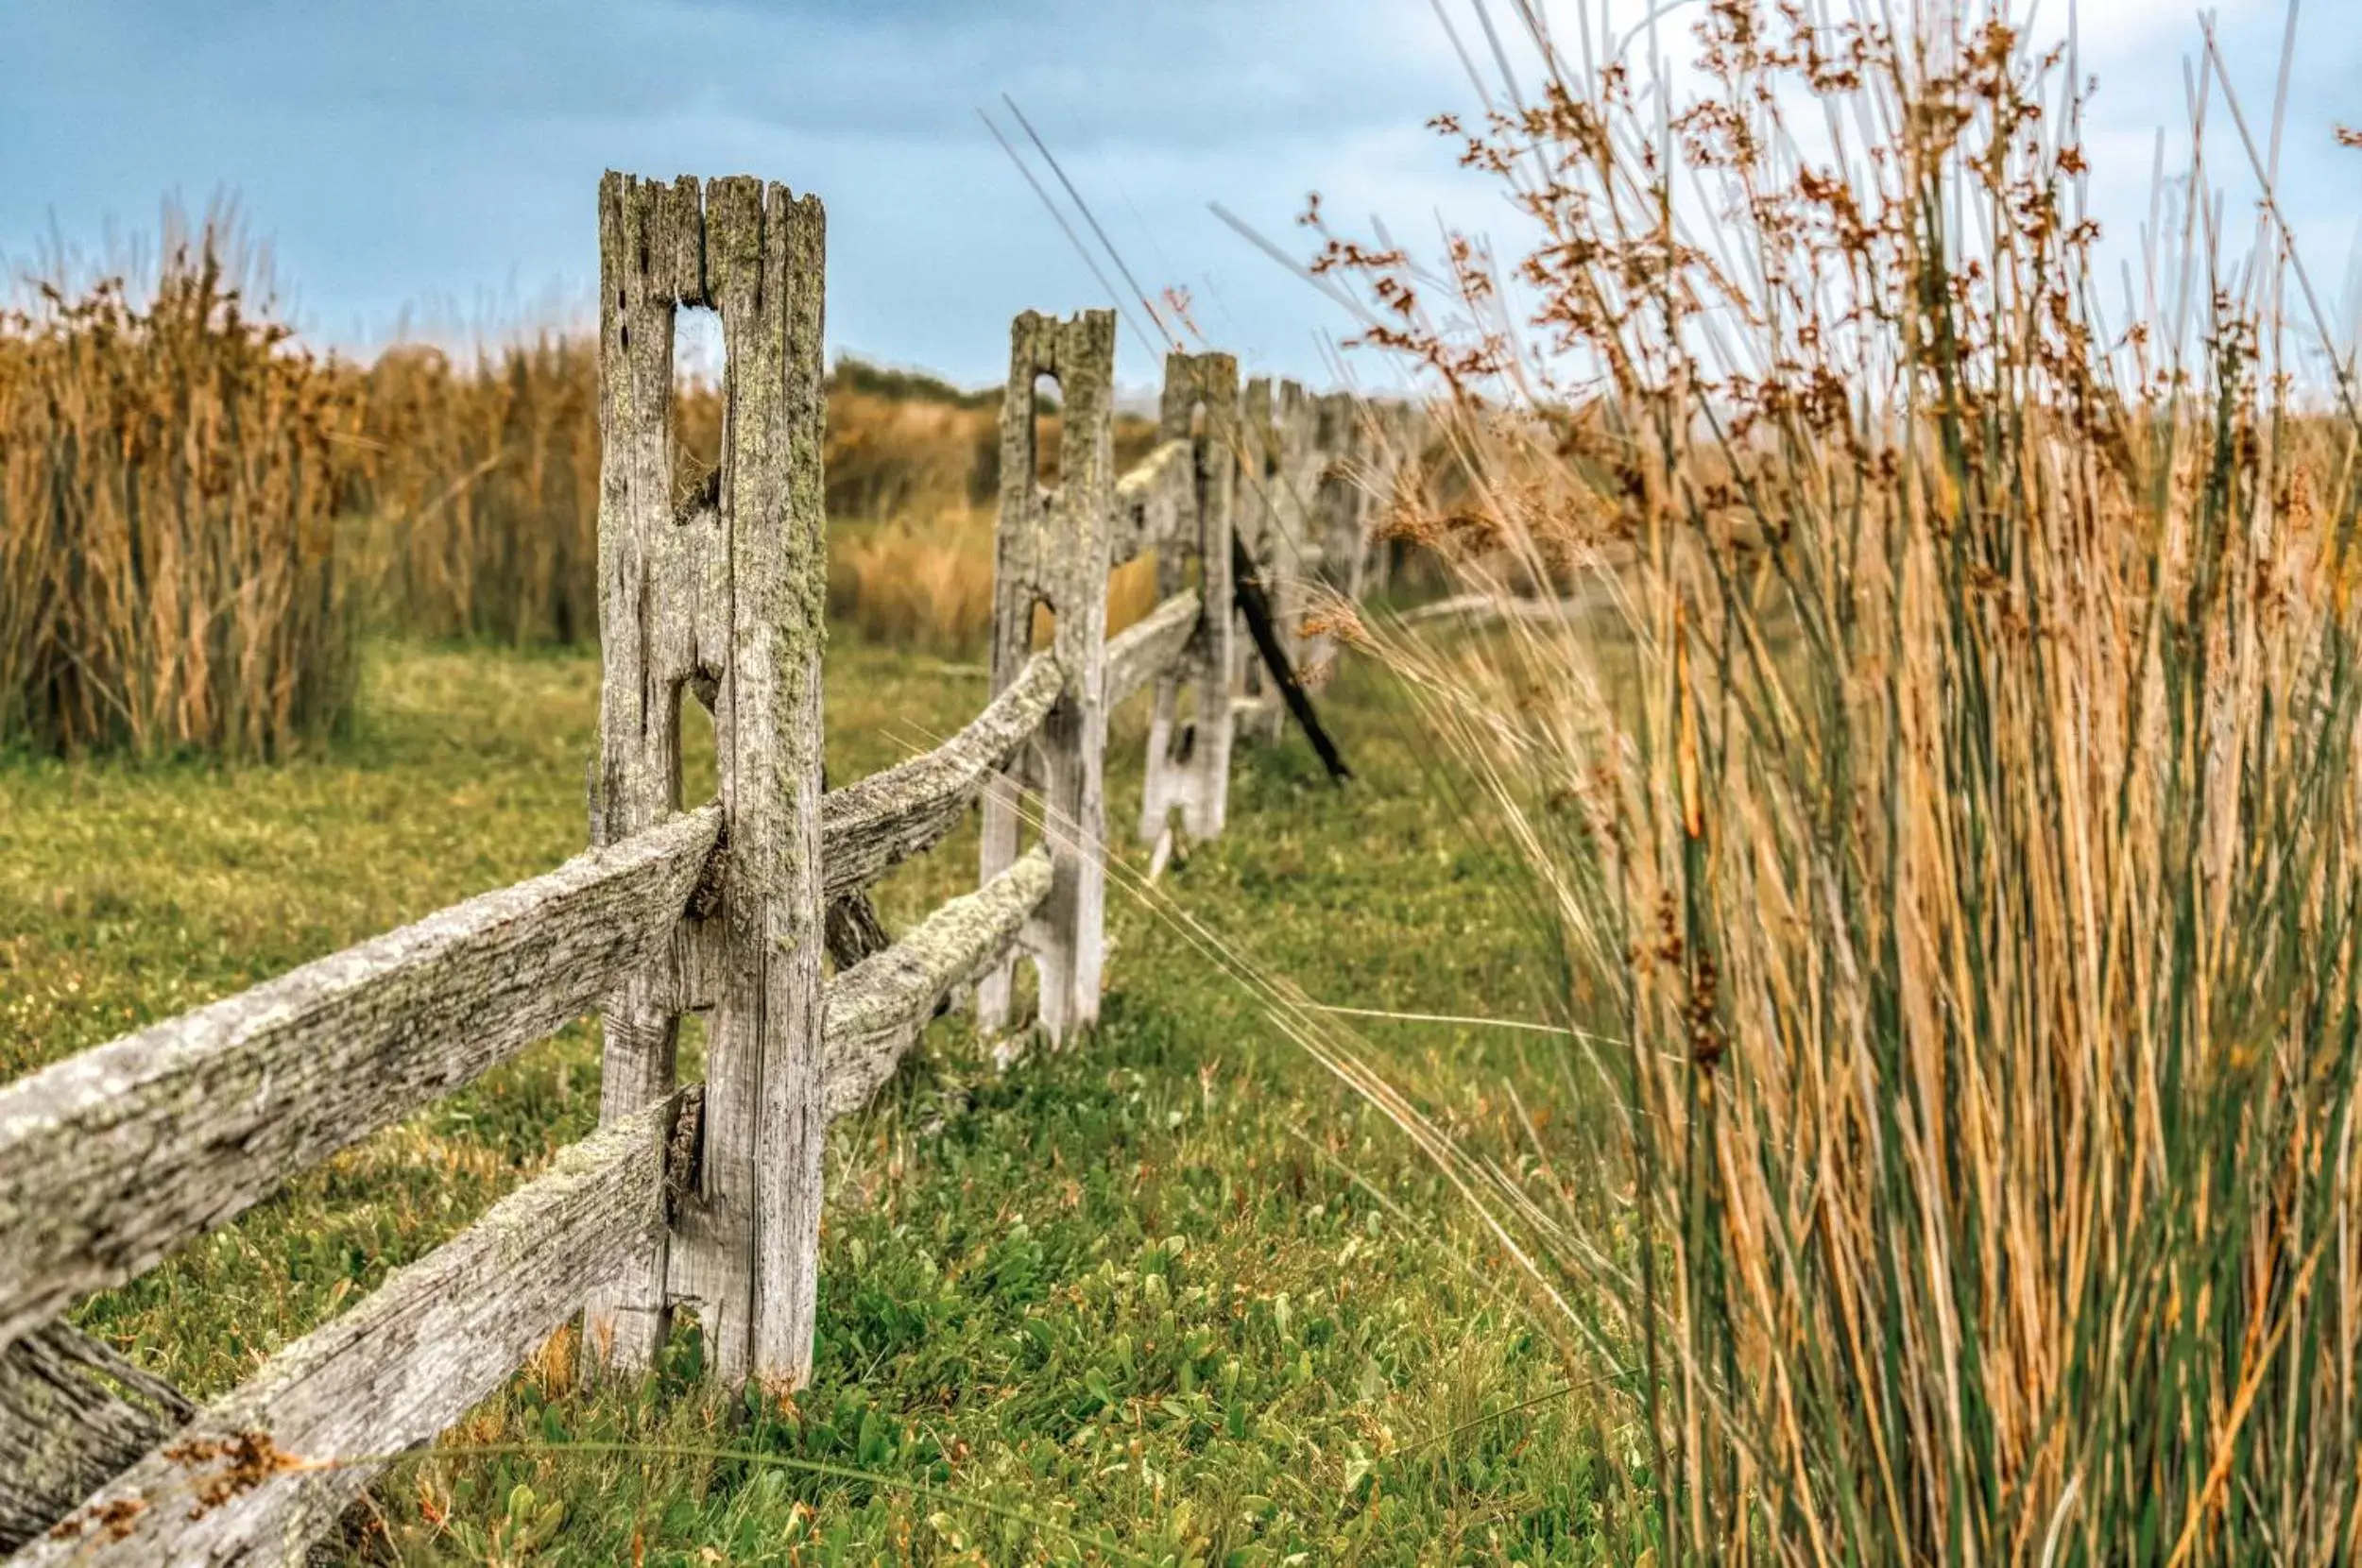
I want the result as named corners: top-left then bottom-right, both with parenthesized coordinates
top-left (5, 1), bottom-right (2356, 391)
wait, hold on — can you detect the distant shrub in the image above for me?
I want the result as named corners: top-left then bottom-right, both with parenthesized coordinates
top-left (829, 353), bottom-right (1002, 410)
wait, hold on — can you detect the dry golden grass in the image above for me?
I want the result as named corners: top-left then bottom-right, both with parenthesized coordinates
top-left (1291, 2), bottom-right (2362, 1559)
top-left (354, 345), bottom-right (1163, 654)
top-left (341, 335), bottom-right (620, 645)
top-left (823, 382), bottom-right (1162, 652)
top-left (0, 218), bottom-right (361, 758)
top-left (0, 231), bottom-right (1170, 757)
top-left (828, 506), bottom-right (999, 654)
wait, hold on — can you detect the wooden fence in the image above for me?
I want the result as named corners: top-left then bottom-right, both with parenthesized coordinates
top-left (0, 171), bottom-right (1415, 1564)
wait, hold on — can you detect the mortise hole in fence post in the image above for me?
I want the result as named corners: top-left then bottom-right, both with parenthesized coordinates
top-left (672, 306), bottom-right (727, 520)
top-left (586, 171), bottom-right (830, 1395)
top-left (1139, 351), bottom-right (1240, 846)
top-left (676, 675), bottom-right (719, 810)
top-left (978, 310), bottom-right (1116, 1043)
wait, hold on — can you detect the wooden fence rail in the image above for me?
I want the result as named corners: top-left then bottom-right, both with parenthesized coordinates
top-left (0, 168), bottom-right (1422, 1563)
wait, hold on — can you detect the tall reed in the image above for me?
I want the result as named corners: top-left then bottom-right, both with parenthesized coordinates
top-left (351, 348), bottom-right (1110, 653)
top-left (1309, 2), bottom-right (2362, 1559)
top-left (0, 215), bottom-right (361, 758)
top-left (345, 336), bottom-right (626, 645)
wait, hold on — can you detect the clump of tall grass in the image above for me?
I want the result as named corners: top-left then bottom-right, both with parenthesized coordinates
top-left (829, 506), bottom-right (1000, 653)
top-left (1309, 1), bottom-right (2362, 1558)
top-left (344, 335), bottom-right (648, 645)
top-left (352, 347), bottom-right (1101, 654)
top-left (0, 212), bottom-right (362, 758)
top-left (824, 384), bottom-right (1164, 653)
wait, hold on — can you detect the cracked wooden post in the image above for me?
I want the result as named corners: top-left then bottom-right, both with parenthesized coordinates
top-left (1138, 349), bottom-right (1241, 845)
top-left (976, 310), bottom-right (1116, 1042)
top-left (1238, 377), bottom-right (1320, 742)
top-left (585, 172), bottom-right (830, 1394)
top-left (1303, 391), bottom-right (1381, 675)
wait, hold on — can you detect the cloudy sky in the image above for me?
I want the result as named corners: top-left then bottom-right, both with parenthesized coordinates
top-left (5, 1), bottom-right (2355, 390)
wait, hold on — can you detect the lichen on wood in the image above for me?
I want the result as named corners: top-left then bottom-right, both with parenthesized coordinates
top-left (1138, 350), bottom-right (1241, 848)
top-left (14, 1094), bottom-right (688, 1567)
top-left (977, 310), bottom-right (1117, 1044)
top-left (584, 171), bottom-right (832, 1394)
top-left (0, 1323), bottom-right (195, 1552)
top-left (820, 648), bottom-right (1062, 898)
top-left (820, 846), bottom-right (1053, 1120)
top-left (1105, 590), bottom-right (1200, 708)
top-left (0, 803), bottom-right (720, 1355)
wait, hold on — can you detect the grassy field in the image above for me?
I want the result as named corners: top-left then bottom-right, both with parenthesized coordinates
top-left (26, 5), bottom-right (2351, 1556)
top-left (0, 632), bottom-right (1625, 1565)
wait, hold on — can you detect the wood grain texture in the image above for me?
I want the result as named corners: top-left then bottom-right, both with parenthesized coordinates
top-left (824, 890), bottom-right (896, 970)
top-left (819, 648), bottom-right (1060, 899)
top-left (0, 804), bottom-right (721, 1355)
top-left (691, 177), bottom-right (831, 1392)
top-left (819, 846), bottom-right (1053, 1121)
top-left (583, 170), bottom-right (723, 1375)
top-left (1138, 350), bottom-right (1241, 847)
top-left (1237, 378), bottom-right (1322, 742)
top-left (0, 1324), bottom-right (194, 1553)
top-left (18, 1095), bottom-right (687, 1568)
top-left (585, 173), bottom-right (833, 1393)
top-left (977, 311), bottom-right (1116, 1044)
top-left (1109, 438), bottom-right (1190, 568)
top-left (1104, 590), bottom-right (1200, 708)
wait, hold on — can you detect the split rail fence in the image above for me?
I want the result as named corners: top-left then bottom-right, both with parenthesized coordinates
top-left (0, 171), bottom-right (1416, 1564)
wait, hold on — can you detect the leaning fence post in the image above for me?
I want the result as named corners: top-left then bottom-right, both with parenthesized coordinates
top-left (1138, 349), bottom-right (1241, 845)
top-left (585, 172), bottom-right (830, 1394)
top-left (977, 309), bottom-right (1116, 1042)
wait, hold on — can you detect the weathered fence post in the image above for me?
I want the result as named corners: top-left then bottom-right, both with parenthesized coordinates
top-left (1237, 376), bottom-right (1321, 741)
top-left (977, 310), bottom-right (1117, 1042)
top-left (1302, 391), bottom-right (1385, 675)
top-left (1138, 350), bottom-right (1241, 845)
top-left (585, 172), bottom-right (830, 1393)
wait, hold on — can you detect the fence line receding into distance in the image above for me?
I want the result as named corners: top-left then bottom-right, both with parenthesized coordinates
top-left (0, 169), bottom-right (1420, 1564)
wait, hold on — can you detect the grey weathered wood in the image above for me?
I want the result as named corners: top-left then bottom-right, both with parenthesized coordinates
top-left (1138, 350), bottom-right (1241, 846)
top-left (586, 173), bottom-right (832, 1394)
top-left (699, 177), bottom-right (830, 1393)
top-left (1109, 438), bottom-right (1190, 568)
top-left (1303, 395), bottom-right (1425, 658)
top-left (1237, 378), bottom-right (1322, 741)
top-left (820, 846), bottom-right (1053, 1121)
top-left (19, 1095), bottom-right (689, 1568)
top-left (825, 890), bottom-right (896, 970)
top-left (0, 1324), bottom-right (195, 1553)
top-left (1105, 589), bottom-right (1201, 707)
top-left (977, 310), bottom-right (1117, 1043)
top-left (819, 648), bottom-right (1062, 898)
top-left (0, 805), bottom-right (721, 1356)
top-left (583, 169), bottom-right (718, 1379)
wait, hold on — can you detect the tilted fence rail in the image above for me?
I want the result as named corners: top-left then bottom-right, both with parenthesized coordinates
top-left (0, 170), bottom-right (1417, 1564)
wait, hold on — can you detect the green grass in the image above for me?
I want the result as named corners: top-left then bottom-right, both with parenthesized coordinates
top-left (0, 633), bottom-right (1626, 1565)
